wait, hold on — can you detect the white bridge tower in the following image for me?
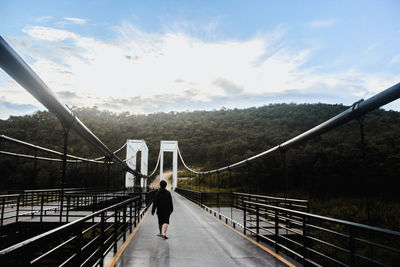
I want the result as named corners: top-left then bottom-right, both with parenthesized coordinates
top-left (160, 140), bottom-right (178, 190)
top-left (125, 140), bottom-right (148, 190)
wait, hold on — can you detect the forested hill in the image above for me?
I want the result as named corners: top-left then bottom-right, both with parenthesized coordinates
top-left (1, 103), bottom-right (400, 196)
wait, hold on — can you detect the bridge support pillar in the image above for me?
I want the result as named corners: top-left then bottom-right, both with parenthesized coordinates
top-left (160, 141), bottom-right (178, 190)
top-left (125, 140), bottom-right (148, 191)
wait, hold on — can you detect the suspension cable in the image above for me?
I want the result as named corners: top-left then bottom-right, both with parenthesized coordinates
top-left (0, 135), bottom-right (137, 165)
top-left (92, 142), bottom-right (127, 161)
top-left (0, 150), bottom-right (81, 162)
top-left (177, 82), bottom-right (400, 175)
top-left (0, 36), bottom-right (143, 177)
top-left (148, 149), bottom-right (162, 178)
top-left (0, 135), bottom-right (105, 164)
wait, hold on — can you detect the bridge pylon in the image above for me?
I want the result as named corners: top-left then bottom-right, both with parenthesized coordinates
top-left (125, 140), bottom-right (148, 191)
top-left (160, 140), bottom-right (178, 190)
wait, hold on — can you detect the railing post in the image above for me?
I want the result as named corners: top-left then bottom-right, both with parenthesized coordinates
top-left (75, 225), bottom-right (83, 266)
top-left (243, 201), bottom-right (246, 235)
top-left (123, 206), bottom-right (127, 242)
top-left (302, 216), bottom-right (308, 266)
top-left (209, 173), bottom-right (212, 193)
top-left (134, 199), bottom-right (137, 227)
top-left (200, 192), bottom-right (203, 208)
top-left (16, 194), bottom-right (20, 222)
top-left (229, 169), bottom-right (233, 223)
top-left (114, 210), bottom-right (118, 253)
top-left (99, 212), bottom-right (105, 267)
top-left (30, 192), bottom-right (34, 217)
top-left (129, 201), bottom-right (133, 233)
top-left (66, 195), bottom-right (70, 222)
top-left (40, 194), bottom-right (44, 222)
top-left (274, 208), bottom-right (279, 252)
top-left (349, 226), bottom-right (355, 266)
top-left (256, 205), bottom-right (260, 242)
top-left (138, 198), bottom-right (142, 221)
top-left (1, 197), bottom-right (5, 226)
top-left (217, 171), bottom-right (220, 214)
top-left (203, 174), bottom-right (205, 192)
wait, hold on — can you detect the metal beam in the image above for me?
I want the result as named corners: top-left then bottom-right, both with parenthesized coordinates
top-left (0, 36), bottom-right (142, 177)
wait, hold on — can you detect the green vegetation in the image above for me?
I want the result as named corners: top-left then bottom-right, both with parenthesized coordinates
top-left (1, 103), bottom-right (400, 230)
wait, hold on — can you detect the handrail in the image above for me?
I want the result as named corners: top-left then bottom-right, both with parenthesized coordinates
top-left (0, 193), bottom-right (151, 266)
top-left (243, 200), bottom-right (400, 266)
top-left (234, 192), bottom-right (309, 203)
top-left (178, 82), bottom-right (400, 174)
top-left (23, 187), bottom-right (86, 193)
top-left (0, 36), bottom-right (143, 177)
top-left (0, 196), bottom-right (140, 255)
top-left (177, 187), bottom-right (400, 266)
top-left (244, 200), bottom-right (400, 237)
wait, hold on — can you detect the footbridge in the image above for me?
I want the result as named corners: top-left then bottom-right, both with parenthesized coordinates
top-left (1, 36), bottom-right (400, 266)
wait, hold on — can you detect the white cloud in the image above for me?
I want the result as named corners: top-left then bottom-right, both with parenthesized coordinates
top-left (1, 22), bottom-right (399, 118)
top-left (308, 19), bottom-right (336, 29)
top-left (63, 17), bottom-right (86, 25)
top-left (35, 16), bottom-right (53, 23)
top-left (22, 26), bottom-right (78, 42)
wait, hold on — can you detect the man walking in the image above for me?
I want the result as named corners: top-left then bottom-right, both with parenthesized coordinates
top-left (151, 180), bottom-right (173, 239)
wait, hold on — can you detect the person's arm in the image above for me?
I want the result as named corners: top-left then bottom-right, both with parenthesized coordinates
top-left (151, 192), bottom-right (158, 215)
top-left (169, 192), bottom-right (173, 214)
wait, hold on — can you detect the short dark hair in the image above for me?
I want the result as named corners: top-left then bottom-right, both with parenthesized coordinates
top-left (160, 180), bottom-right (167, 189)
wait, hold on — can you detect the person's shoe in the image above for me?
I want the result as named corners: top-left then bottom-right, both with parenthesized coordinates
top-left (162, 235), bottom-right (168, 239)
top-left (157, 233), bottom-right (163, 237)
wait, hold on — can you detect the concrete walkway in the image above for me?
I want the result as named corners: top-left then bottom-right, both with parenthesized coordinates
top-left (111, 192), bottom-right (291, 267)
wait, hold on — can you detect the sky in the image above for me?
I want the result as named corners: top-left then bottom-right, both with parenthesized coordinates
top-left (1, 0), bottom-right (400, 119)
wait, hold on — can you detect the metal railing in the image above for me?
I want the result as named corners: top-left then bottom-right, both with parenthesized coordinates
top-left (0, 188), bottom-right (87, 226)
top-left (176, 188), bottom-right (400, 266)
top-left (175, 188), bottom-right (202, 205)
top-left (175, 188), bottom-right (308, 211)
top-left (243, 200), bottom-right (400, 266)
top-left (0, 196), bottom-right (145, 266)
top-left (0, 189), bottom-right (156, 226)
top-left (175, 188), bottom-right (232, 208)
top-left (233, 192), bottom-right (309, 212)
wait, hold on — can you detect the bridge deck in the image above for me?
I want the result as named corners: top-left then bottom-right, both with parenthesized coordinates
top-left (110, 192), bottom-right (292, 267)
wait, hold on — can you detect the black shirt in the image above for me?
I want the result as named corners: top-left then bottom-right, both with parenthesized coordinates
top-left (152, 189), bottom-right (173, 216)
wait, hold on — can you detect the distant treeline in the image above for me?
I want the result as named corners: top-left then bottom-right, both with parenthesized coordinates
top-left (1, 103), bottom-right (399, 199)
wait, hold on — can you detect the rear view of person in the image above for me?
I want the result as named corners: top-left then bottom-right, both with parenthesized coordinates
top-left (151, 180), bottom-right (173, 239)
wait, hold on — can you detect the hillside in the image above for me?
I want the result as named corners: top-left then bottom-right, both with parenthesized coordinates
top-left (1, 103), bottom-right (399, 199)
